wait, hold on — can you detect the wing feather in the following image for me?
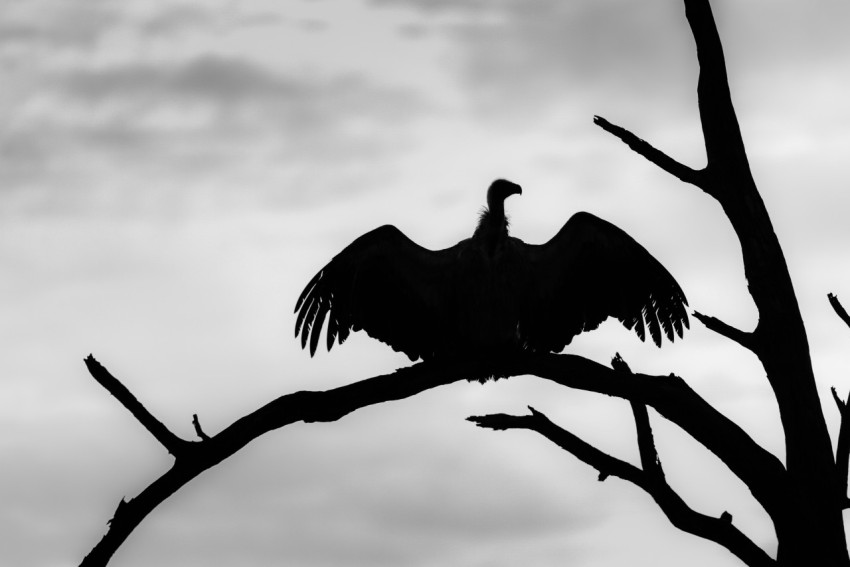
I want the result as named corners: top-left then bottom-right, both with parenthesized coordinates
top-left (518, 212), bottom-right (688, 350)
top-left (295, 225), bottom-right (461, 360)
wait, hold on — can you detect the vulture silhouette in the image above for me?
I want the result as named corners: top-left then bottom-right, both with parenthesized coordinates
top-left (295, 179), bottom-right (688, 362)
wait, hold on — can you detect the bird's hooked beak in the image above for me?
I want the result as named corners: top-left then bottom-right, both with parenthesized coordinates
top-left (500, 179), bottom-right (522, 198)
top-left (486, 179), bottom-right (523, 211)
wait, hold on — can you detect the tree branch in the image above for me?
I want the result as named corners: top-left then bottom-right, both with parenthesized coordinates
top-left (191, 414), bottom-right (210, 442)
top-left (683, 2), bottom-right (843, 560)
top-left (469, 406), bottom-right (774, 567)
top-left (692, 311), bottom-right (756, 351)
top-left (684, 0), bottom-right (749, 176)
top-left (514, 353), bottom-right (787, 520)
top-left (830, 387), bottom-right (850, 508)
top-left (81, 351), bottom-right (789, 566)
top-left (80, 356), bottom-right (490, 567)
top-left (612, 354), bottom-right (665, 479)
top-left (828, 293), bottom-right (850, 331)
top-left (469, 407), bottom-right (638, 482)
top-left (592, 115), bottom-right (707, 190)
top-left (829, 293), bottom-right (850, 508)
top-left (84, 355), bottom-right (191, 457)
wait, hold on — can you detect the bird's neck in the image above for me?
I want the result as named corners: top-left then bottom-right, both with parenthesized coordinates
top-left (473, 203), bottom-right (509, 249)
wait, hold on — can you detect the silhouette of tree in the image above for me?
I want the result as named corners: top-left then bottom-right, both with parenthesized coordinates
top-left (77, 0), bottom-right (850, 565)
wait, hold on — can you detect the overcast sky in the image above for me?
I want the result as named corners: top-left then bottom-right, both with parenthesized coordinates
top-left (3, 0), bottom-right (850, 566)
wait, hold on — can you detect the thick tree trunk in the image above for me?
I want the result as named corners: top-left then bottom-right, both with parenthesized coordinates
top-left (726, 176), bottom-right (846, 566)
top-left (593, 0), bottom-right (849, 563)
top-left (684, 1), bottom-right (846, 563)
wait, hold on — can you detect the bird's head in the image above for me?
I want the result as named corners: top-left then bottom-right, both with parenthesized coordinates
top-left (475, 178), bottom-right (522, 241)
top-left (487, 179), bottom-right (522, 210)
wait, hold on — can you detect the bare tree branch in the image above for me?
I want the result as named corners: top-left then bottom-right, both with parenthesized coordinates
top-left (612, 354), bottom-right (664, 479)
top-left (828, 293), bottom-right (850, 331)
top-left (83, 355), bottom-right (191, 457)
top-left (683, 2), bottom-right (844, 559)
top-left (592, 115), bottom-right (707, 190)
top-left (469, 407), bottom-right (637, 482)
top-left (80, 355), bottom-right (480, 567)
top-left (191, 414), bottom-right (210, 442)
top-left (692, 311), bottom-right (756, 351)
top-left (518, 353), bottom-right (788, 520)
top-left (827, 293), bottom-right (850, 508)
top-left (468, 407), bottom-right (774, 567)
top-left (831, 387), bottom-right (850, 509)
top-left (80, 352), bottom-right (788, 566)
top-left (684, 0), bottom-right (750, 177)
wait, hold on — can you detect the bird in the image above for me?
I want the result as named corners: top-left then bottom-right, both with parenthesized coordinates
top-left (295, 179), bottom-right (688, 363)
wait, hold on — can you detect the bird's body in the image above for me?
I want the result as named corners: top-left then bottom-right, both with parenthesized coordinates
top-left (295, 180), bottom-right (688, 362)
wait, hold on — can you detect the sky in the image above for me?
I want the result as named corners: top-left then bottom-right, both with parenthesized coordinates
top-left (2, 0), bottom-right (850, 566)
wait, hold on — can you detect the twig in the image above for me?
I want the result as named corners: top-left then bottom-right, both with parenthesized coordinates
top-left (692, 311), bottom-right (755, 351)
top-left (828, 293), bottom-right (850, 331)
top-left (473, 407), bottom-right (636, 482)
top-left (84, 355), bottom-right (190, 456)
top-left (192, 414), bottom-right (210, 441)
top-left (593, 115), bottom-right (707, 190)
top-left (613, 354), bottom-right (664, 479)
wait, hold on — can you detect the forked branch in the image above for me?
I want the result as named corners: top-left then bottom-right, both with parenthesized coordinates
top-left (468, 406), bottom-right (773, 567)
top-left (519, 353), bottom-right (787, 519)
top-left (80, 351), bottom-right (788, 566)
top-left (83, 356), bottom-right (192, 457)
top-left (594, 0), bottom-right (842, 561)
top-left (80, 356), bottom-right (470, 567)
top-left (829, 293), bottom-right (850, 508)
top-left (830, 387), bottom-right (850, 508)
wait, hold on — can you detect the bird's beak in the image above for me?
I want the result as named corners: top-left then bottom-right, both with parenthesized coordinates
top-left (511, 184), bottom-right (523, 196)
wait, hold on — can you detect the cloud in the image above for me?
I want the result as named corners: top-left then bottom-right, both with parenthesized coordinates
top-left (58, 55), bottom-right (303, 104)
top-left (368, 0), bottom-right (696, 125)
top-left (0, 2), bottom-right (119, 51)
top-left (139, 4), bottom-right (291, 38)
top-left (140, 5), bottom-right (217, 37)
top-left (1, 54), bottom-right (428, 215)
top-left (370, 0), bottom-right (490, 13)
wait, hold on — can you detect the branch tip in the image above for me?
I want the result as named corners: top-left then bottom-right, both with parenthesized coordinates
top-left (611, 353), bottom-right (632, 374)
top-left (692, 311), bottom-right (754, 350)
top-left (593, 115), bottom-right (704, 188)
top-left (831, 387), bottom-right (846, 412)
top-left (192, 414), bottom-right (211, 441)
top-left (527, 405), bottom-right (544, 419)
top-left (828, 292), bottom-right (850, 330)
top-left (83, 356), bottom-right (188, 457)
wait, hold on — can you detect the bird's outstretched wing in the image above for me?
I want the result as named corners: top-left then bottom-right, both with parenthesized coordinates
top-left (295, 225), bottom-right (461, 361)
top-left (517, 212), bottom-right (688, 351)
